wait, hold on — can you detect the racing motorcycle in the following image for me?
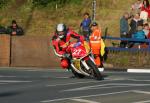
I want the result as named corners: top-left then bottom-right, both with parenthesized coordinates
top-left (64, 41), bottom-right (103, 80)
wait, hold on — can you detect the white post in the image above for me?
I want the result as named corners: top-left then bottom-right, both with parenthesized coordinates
top-left (56, 3), bottom-right (58, 10)
top-left (92, 0), bottom-right (96, 22)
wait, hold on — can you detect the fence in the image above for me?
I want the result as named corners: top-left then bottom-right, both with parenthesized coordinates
top-left (103, 36), bottom-right (150, 51)
top-left (103, 36), bottom-right (150, 68)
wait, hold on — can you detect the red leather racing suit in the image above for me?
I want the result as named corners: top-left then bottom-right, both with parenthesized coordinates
top-left (52, 28), bottom-right (84, 69)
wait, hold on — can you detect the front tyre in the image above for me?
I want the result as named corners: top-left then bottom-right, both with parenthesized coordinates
top-left (70, 67), bottom-right (85, 78)
top-left (86, 59), bottom-right (103, 80)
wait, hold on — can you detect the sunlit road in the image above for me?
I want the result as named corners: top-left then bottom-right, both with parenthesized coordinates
top-left (0, 68), bottom-right (150, 103)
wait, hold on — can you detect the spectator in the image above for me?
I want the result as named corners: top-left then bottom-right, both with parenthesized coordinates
top-left (6, 20), bottom-right (24, 36)
top-left (129, 13), bottom-right (144, 38)
top-left (141, 0), bottom-right (150, 18)
top-left (120, 12), bottom-right (130, 48)
top-left (139, 0), bottom-right (150, 22)
top-left (143, 23), bottom-right (150, 48)
top-left (131, 0), bottom-right (142, 14)
top-left (140, 10), bottom-right (148, 21)
top-left (80, 12), bottom-right (91, 41)
top-left (132, 25), bottom-right (145, 39)
top-left (0, 25), bottom-right (6, 34)
top-left (130, 25), bottom-right (146, 47)
top-left (148, 31), bottom-right (150, 38)
top-left (143, 23), bottom-right (150, 38)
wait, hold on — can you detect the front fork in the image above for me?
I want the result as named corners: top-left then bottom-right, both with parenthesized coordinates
top-left (81, 55), bottom-right (95, 70)
top-left (81, 60), bottom-right (90, 70)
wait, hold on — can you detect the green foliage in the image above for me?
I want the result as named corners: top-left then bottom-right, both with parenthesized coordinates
top-left (105, 51), bottom-right (150, 68)
top-left (0, 0), bottom-right (8, 9)
top-left (32, 0), bottom-right (82, 7)
top-left (0, 0), bottom-right (134, 37)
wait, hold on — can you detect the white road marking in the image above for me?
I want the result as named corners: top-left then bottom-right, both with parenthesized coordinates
top-left (128, 69), bottom-right (150, 73)
top-left (127, 79), bottom-right (150, 82)
top-left (62, 83), bottom-right (150, 92)
top-left (62, 83), bottom-right (116, 92)
top-left (0, 75), bottom-right (16, 77)
top-left (25, 70), bottom-right (41, 71)
top-left (0, 83), bottom-right (8, 84)
top-left (0, 80), bottom-right (32, 83)
top-left (106, 78), bottom-right (125, 80)
top-left (19, 68), bottom-right (67, 72)
top-left (133, 90), bottom-right (150, 95)
top-left (62, 86), bottom-right (135, 92)
top-left (132, 90), bottom-right (150, 103)
top-left (41, 90), bottom-right (133, 103)
top-left (133, 100), bottom-right (150, 103)
top-left (54, 77), bottom-right (69, 79)
top-left (46, 79), bottom-right (125, 87)
top-left (47, 81), bottom-right (98, 87)
top-left (71, 98), bottom-right (100, 103)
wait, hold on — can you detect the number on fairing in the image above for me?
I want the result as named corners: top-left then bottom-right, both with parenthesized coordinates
top-left (73, 49), bottom-right (82, 55)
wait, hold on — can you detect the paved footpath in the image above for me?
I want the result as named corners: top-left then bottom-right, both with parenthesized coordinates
top-left (0, 68), bottom-right (150, 103)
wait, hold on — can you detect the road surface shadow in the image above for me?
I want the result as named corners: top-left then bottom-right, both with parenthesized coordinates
top-left (0, 91), bottom-right (21, 97)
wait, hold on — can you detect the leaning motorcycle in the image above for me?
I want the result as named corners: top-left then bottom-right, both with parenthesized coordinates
top-left (64, 41), bottom-right (103, 80)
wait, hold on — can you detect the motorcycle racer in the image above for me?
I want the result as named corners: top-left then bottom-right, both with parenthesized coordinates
top-left (52, 23), bottom-right (84, 69)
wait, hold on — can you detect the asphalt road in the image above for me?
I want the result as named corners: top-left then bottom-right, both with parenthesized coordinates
top-left (0, 68), bottom-right (150, 103)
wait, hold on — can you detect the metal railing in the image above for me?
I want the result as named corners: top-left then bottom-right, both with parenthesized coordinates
top-left (102, 36), bottom-right (150, 52)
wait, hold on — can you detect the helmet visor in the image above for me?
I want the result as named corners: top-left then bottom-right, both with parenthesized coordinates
top-left (58, 31), bottom-right (64, 35)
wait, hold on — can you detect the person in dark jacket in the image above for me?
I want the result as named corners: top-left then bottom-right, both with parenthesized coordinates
top-left (130, 25), bottom-right (146, 47)
top-left (6, 20), bottom-right (24, 36)
top-left (120, 12), bottom-right (130, 47)
top-left (0, 25), bottom-right (6, 34)
top-left (129, 13), bottom-right (144, 38)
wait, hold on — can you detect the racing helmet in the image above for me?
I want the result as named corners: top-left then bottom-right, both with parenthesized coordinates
top-left (56, 23), bottom-right (67, 39)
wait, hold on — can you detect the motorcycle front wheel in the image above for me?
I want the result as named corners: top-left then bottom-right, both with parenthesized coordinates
top-left (86, 59), bottom-right (103, 80)
top-left (70, 67), bottom-right (85, 78)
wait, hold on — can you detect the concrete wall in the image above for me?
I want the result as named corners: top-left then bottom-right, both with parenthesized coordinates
top-left (0, 35), bottom-right (10, 66)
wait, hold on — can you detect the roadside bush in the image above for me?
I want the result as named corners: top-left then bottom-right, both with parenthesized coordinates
top-left (0, 0), bottom-right (8, 9)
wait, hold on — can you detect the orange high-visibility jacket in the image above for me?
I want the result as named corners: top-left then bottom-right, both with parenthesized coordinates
top-left (90, 28), bottom-right (102, 50)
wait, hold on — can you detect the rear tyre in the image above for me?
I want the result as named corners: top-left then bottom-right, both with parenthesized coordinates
top-left (86, 59), bottom-right (103, 80)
